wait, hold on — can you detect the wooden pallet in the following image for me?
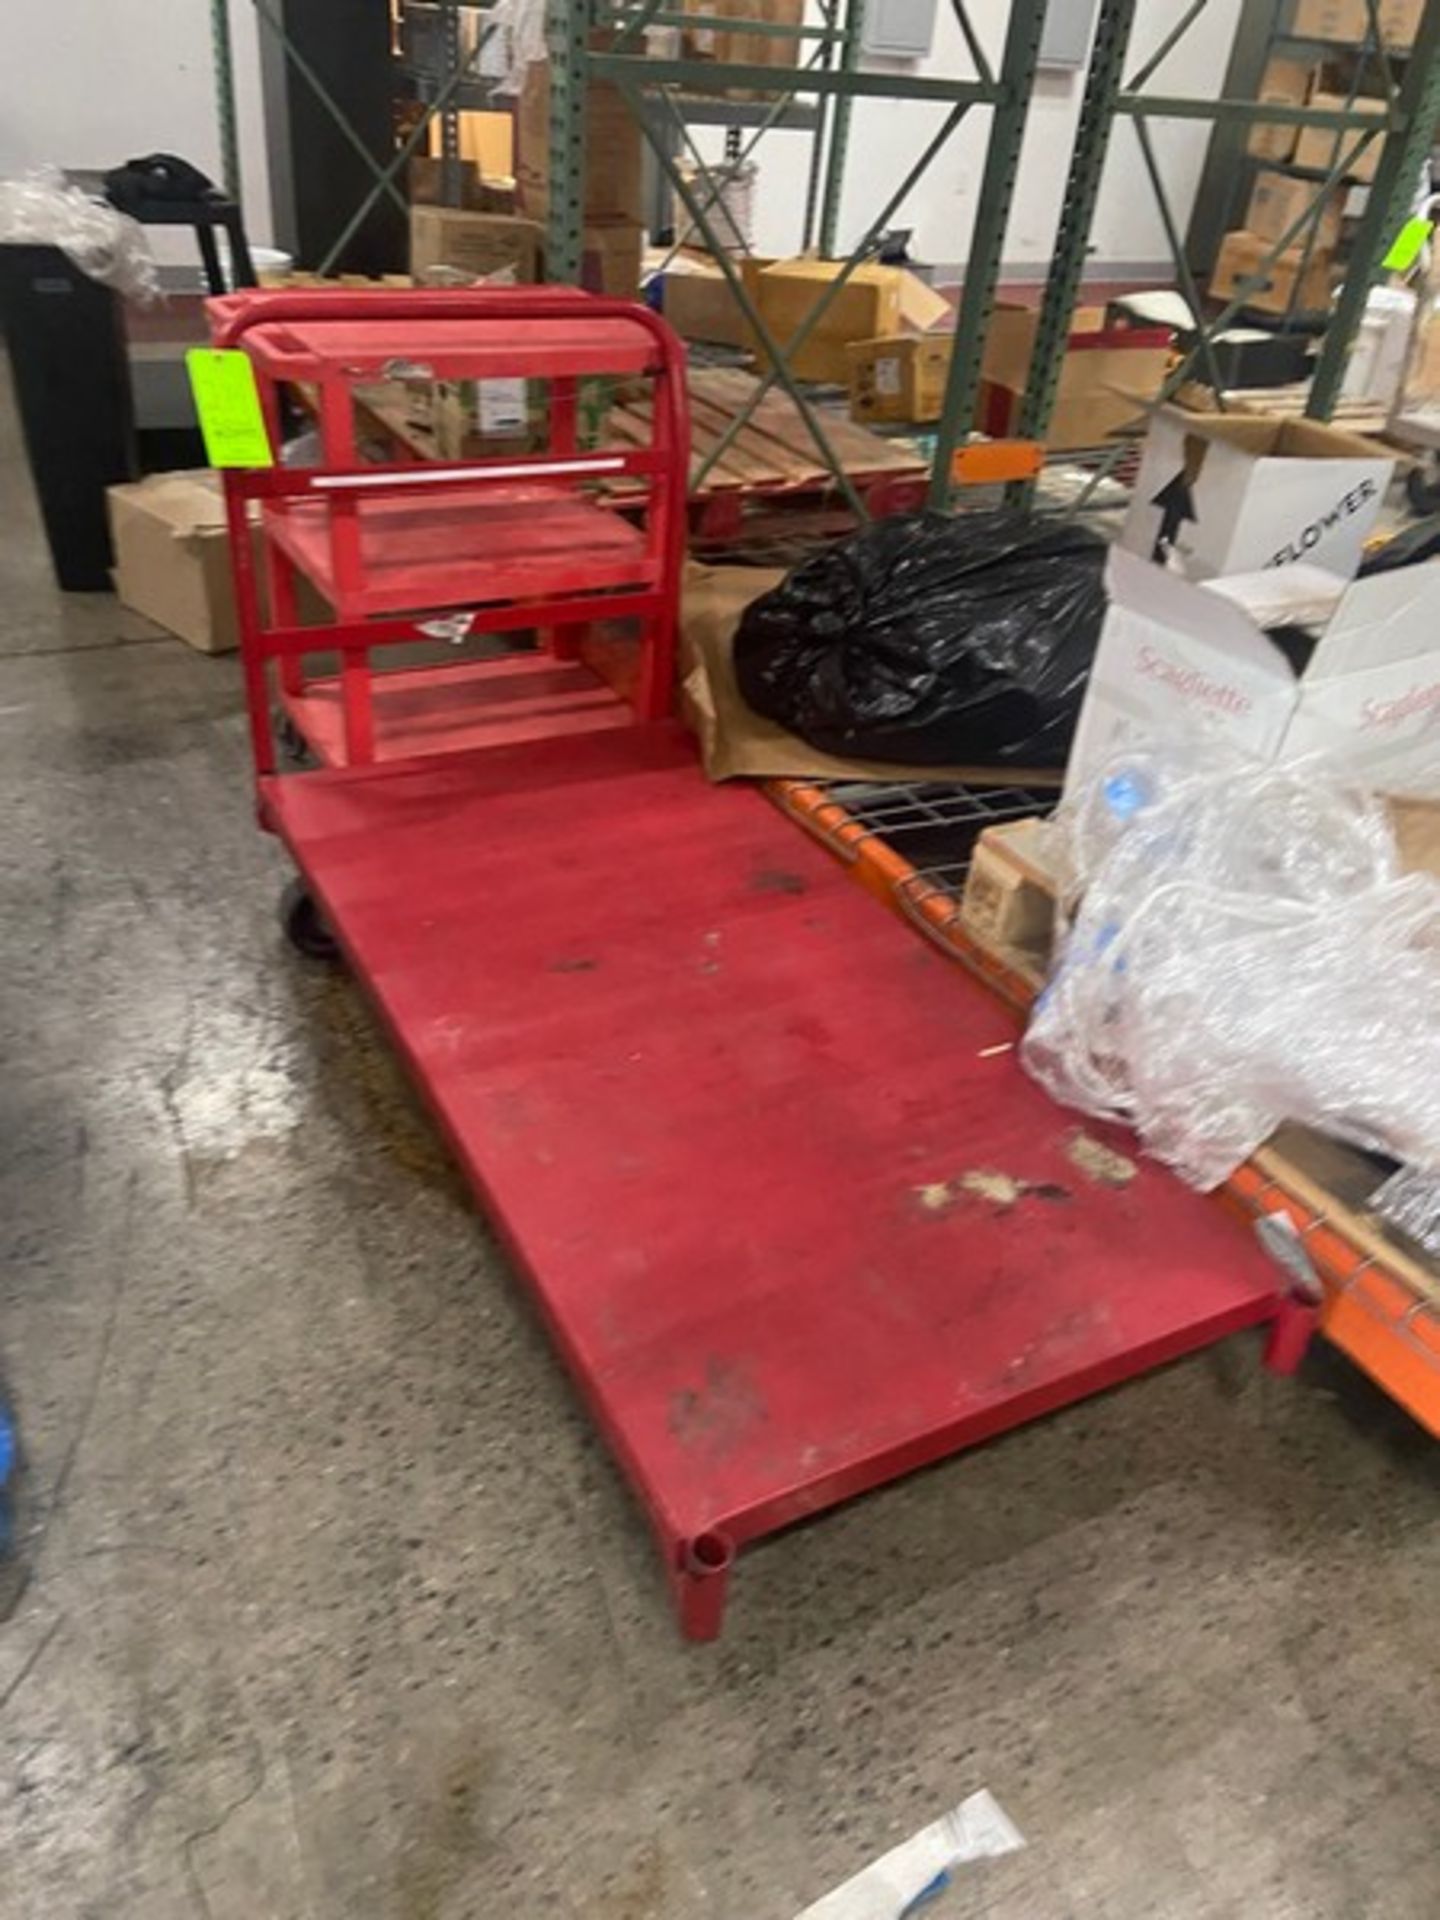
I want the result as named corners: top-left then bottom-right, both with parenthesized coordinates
top-left (352, 366), bottom-right (930, 545)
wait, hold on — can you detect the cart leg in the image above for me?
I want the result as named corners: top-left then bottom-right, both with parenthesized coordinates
top-left (550, 622), bottom-right (586, 662)
top-left (636, 610), bottom-right (678, 721)
top-left (671, 1531), bottom-right (735, 1641)
top-left (1263, 1293), bottom-right (1321, 1377)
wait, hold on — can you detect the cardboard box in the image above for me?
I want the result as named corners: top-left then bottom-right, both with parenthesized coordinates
top-left (1248, 56), bottom-right (1310, 162)
top-left (750, 257), bottom-right (950, 385)
top-left (1121, 405), bottom-right (1393, 582)
top-left (1379, 0), bottom-right (1425, 44)
top-left (847, 334), bottom-right (953, 423)
top-left (428, 107), bottom-right (514, 180)
top-left (960, 820), bottom-right (1060, 958)
top-left (515, 62), bottom-right (645, 226)
top-left (1245, 170), bottom-right (1343, 251)
top-left (1064, 547), bottom-right (1440, 806)
top-left (107, 472), bottom-right (239, 654)
top-left (972, 306), bottom-right (1171, 450)
top-left (410, 156), bottom-right (484, 210)
top-left (680, 0), bottom-right (805, 71)
top-left (1293, 91), bottom-right (1387, 182)
top-left (662, 259), bottom-right (751, 346)
top-left (1292, 0), bottom-right (1367, 37)
top-left (433, 379), bottom-right (540, 459)
top-left (1292, 0), bottom-right (1422, 40)
top-left (979, 301), bottom-right (1106, 387)
top-left (1209, 228), bottom-right (1334, 316)
top-left (409, 207), bottom-right (543, 281)
top-left (579, 218), bottom-right (644, 298)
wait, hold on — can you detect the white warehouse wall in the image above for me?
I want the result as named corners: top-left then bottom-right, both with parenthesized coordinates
top-left (0, 0), bottom-right (274, 251)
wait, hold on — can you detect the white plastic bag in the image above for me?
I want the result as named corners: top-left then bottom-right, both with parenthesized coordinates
top-left (1022, 748), bottom-right (1440, 1189)
top-left (0, 164), bottom-right (158, 303)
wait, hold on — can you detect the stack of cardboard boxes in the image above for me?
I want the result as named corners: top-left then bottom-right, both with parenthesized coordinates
top-left (407, 64), bottom-right (645, 299)
top-left (1211, 0), bottom-right (1424, 316)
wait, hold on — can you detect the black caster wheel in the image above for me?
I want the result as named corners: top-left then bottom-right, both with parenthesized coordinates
top-left (1406, 461), bottom-right (1440, 517)
top-left (272, 709), bottom-right (313, 768)
top-left (279, 879), bottom-right (340, 961)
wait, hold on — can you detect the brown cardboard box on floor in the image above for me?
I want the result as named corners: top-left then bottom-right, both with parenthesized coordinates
top-left (107, 472), bottom-right (239, 654)
top-left (749, 257), bottom-right (950, 385)
top-left (409, 206), bottom-right (543, 281)
top-left (1246, 169), bottom-right (1343, 250)
top-left (515, 61), bottom-right (645, 225)
top-left (1209, 228), bottom-right (1335, 315)
top-left (1293, 91), bottom-right (1387, 182)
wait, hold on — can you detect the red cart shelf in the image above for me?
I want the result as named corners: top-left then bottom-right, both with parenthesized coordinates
top-left (209, 287), bottom-right (690, 769)
top-left (281, 653), bottom-right (634, 767)
top-left (264, 483), bottom-right (651, 619)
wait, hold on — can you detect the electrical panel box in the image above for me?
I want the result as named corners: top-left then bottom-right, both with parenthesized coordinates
top-left (1039, 0), bottom-right (1099, 68)
top-left (860, 0), bottom-right (939, 60)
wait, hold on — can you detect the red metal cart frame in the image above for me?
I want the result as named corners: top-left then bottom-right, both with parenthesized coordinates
top-left (210, 288), bottom-right (691, 772)
top-left (213, 297), bottom-right (1311, 1641)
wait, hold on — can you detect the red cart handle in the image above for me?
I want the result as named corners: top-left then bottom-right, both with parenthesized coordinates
top-left (206, 283), bottom-right (687, 379)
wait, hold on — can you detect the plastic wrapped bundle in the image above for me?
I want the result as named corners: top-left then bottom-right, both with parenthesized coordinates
top-left (0, 164), bottom-right (158, 303)
top-left (1022, 750), bottom-right (1440, 1190)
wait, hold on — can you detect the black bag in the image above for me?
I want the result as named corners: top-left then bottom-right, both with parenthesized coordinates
top-left (733, 511), bottom-right (1108, 767)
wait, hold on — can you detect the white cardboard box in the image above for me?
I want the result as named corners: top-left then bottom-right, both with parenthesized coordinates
top-left (1064, 549), bottom-right (1440, 804)
top-left (1120, 408), bottom-right (1395, 583)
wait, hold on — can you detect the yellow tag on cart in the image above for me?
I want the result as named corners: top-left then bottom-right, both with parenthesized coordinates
top-left (185, 348), bottom-right (274, 468)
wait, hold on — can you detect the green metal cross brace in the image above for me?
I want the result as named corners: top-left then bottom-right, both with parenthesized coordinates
top-left (616, 73), bottom-right (870, 516)
top-left (248, 0), bottom-right (410, 217)
top-left (318, 16), bottom-right (504, 276)
top-left (691, 102), bottom-right (969, 488)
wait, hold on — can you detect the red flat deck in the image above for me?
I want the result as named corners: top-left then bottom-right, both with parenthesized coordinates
top-left (266, 487), bottom-right (653, 617)
top-left (283, 655), bottom-right (633, 767)
top-left (266, 726), bottom-right (1284, 1634)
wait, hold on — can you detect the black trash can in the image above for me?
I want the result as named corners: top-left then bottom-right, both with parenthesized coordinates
top-left (0, 242), bottom-right (136, 590)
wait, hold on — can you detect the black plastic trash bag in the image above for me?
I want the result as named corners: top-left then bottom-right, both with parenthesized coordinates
top-left (733, 510), bottom-right (1108, 766)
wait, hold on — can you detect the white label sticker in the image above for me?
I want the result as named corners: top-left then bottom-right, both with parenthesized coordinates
top-left (874, 356), bottom-right (903, 397)
top-left (475, 378), bottom-right (528, 436)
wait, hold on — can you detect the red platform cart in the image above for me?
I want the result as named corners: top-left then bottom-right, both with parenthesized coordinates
top-left (217, 293), bottom-right (1310, 1639)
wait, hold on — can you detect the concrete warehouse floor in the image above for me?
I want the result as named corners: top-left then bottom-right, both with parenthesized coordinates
top-left (4, 362), bottom-right (1440, 1920)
